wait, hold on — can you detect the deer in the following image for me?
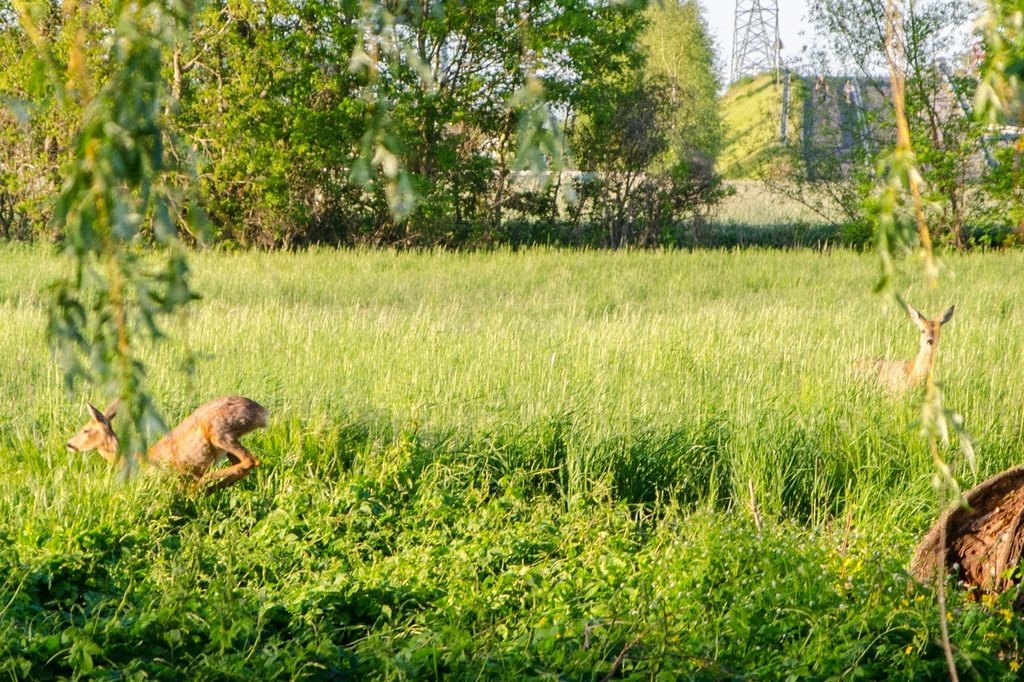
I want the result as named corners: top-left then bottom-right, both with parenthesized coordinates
top-left (67, 395), bottom-right (268, 492)
top-left (857, 303), bottom-right (955, 393)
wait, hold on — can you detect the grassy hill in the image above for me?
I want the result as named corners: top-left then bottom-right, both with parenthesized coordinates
top-left (718, 73), bottom-right (805, 179)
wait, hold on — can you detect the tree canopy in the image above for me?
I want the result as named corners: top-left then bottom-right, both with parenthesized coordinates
top-left (0, 0), bottom-right (726, 249)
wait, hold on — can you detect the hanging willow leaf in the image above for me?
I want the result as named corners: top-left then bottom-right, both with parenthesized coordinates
top-left (10, 0), bottom-right (207, 464)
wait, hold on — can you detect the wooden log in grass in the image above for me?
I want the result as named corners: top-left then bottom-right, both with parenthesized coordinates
top-left (912, 467), bottom-right (1024, 603)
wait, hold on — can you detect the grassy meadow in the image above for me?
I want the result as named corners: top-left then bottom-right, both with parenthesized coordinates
top-left (2, 244), bottom-right (1024, 679)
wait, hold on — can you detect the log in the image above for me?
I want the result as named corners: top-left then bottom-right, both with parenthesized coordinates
top-left (911, 466), bottom-right (1024, 594)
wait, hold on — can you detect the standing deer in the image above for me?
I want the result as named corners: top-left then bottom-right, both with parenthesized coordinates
top-left (858, 303), bottom-right (955, 392)
top-left (67, 396), bottom-right (268, 492)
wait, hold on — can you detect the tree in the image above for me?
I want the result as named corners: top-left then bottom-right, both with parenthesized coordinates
top-left (362, 0), bottom-right (650, 244)
top-left (0, 1), bottom-right (94, 240)
top-left (167, 0), bottom-right (367, 247)
top-left (640, 0), bottom-right (722, 168)
top-left (2, 0), bottom-right (725, 251)
top-left (573, 76), bottom-right (671, 245)
top-left (975, 0), bottom-right (1024, 243)
top-left (571, 0), bottom-right (725, 246)
top-left (165, 0), bottom-right (650, 246)
top-left (804, 0), bottom-right (982, 248)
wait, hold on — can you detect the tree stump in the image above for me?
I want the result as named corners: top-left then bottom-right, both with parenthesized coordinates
top-left (911, 466), bottom-right (1024, 595)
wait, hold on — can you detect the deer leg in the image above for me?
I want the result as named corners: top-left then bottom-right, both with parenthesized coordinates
top-left (198, 437), bottom-right (260, 492)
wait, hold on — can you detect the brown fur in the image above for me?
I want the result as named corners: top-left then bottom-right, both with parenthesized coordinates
top-left (67, 396), bottom-right (268, 493)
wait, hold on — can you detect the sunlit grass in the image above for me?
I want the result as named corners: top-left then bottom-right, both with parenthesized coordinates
top-left (712, 179), bottom-right (844, 229)
top-left (1, 244), bottom-right (1023, 677)
top-left (719, 74), bottom-right (804, 180)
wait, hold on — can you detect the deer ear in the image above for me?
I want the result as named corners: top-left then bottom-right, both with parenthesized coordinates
top-left (905, 303), bottom-right (927, 326)
top-left (104, 399), bottom-right (120, 420)
top-left (87, 403), bottom-right (105, 422)
top-left (940, 306), bottom-right (955, 325)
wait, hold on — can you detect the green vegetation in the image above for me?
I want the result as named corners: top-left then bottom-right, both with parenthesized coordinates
top-left (4, 0), bottom-right (1024, 677)
top-left (2, 245), bottom-right (1024, 678)
top-left (718, 74), bottom-right (803, 180)
top-left (805, 0), bottom-right (986, 248)
top-left (0, 0), bottom-right (727, 249)
top-left (569, 0), bottom-right (725, 247)
top-left (640, 0), bottom-right (722, 164)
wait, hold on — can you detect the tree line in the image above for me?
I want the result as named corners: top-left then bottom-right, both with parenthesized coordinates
top-left (0, 0), bottom-right (723, 248)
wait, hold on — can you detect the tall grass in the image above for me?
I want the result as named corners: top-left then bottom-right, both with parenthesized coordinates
top-left (1, 244), bottom-right (1023, 678)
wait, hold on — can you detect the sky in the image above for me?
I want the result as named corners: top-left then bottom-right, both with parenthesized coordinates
top-left (700, 0), bottom-right (979, 82)
top-left (701, 0), bottom-right (812, 81)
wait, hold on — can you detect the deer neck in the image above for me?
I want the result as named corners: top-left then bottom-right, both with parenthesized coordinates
top-left (97, 432), bottom-right (120, 465)
top-left (910, 339), bottom-right (935, 382)
top-left (99, 433), bottom-right (144, 468)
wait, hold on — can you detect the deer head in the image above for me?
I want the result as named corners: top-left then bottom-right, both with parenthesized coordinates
top-left (67, 401), bottom-right (120, 464)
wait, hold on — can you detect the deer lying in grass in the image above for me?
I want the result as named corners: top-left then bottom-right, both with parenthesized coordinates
top-left (857, 303), bottom-right (955, 392)
top-left (67, 396), bottom-right (268, 492)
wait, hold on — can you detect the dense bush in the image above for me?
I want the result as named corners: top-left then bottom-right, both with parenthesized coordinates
top-left (0, 0), bottom-right (727, 249)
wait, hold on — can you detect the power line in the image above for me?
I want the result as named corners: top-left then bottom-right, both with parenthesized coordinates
top-left (731, 0), bottom-right (781, 83)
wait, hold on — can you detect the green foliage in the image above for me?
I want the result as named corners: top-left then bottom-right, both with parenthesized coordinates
top-left (976, 1), bottom-right (1024, 242)
top-left (174, 0), bottom-right (367, 246)
top-left (570, 0), bottom-right (726, 247)
top-left (976, 0), bottom-right (1024, 128)
top-left (802, 0), bottom-right (982, 249)
top-left (4, 246), bottom-right (1024, 677)
top-left (2, 0), bottom-right (727, 248)
top-left (12, 0), bottom-right (208, 458)
top-left (0, 0), bottom-right (88, 240)
top-left (166, 0), bottom-right (656, 246)
top-left (640, 0), bottom-right (723, 165)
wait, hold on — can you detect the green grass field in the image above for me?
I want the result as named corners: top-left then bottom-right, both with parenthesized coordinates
top-left (2, 245), bottom-right (1024, 679)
